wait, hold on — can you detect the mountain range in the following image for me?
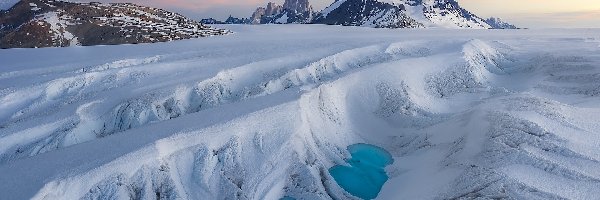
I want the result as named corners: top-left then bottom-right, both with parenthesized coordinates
top-left (247, 0), bottom-right (517, 29)
top-left (1, 0), bottom-right (518, 49)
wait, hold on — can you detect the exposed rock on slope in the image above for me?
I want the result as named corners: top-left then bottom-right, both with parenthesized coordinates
top-left (485, 17), bottom-right (518, 29)
top-left (0, 0), bottom-right (229, 48)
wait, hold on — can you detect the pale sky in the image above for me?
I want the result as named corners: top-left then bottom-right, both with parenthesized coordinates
top-left (459, 0), bottom-right (600, 28)
top-left (3, 0), bottom-right (600, 28)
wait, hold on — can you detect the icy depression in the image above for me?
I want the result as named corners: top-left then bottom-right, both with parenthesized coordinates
top-left (1, 25), bottom-right (600, 199)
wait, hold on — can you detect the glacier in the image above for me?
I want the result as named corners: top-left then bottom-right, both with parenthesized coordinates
top-left (1, 25), bottom-right (600, 199)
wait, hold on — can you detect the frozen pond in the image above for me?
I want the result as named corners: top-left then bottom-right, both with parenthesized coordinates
top-left (329, 144), bottom-right (394, 199)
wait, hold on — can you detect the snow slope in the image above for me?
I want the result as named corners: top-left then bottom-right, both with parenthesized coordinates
top-left (1, 25), bottom-right (600, 199)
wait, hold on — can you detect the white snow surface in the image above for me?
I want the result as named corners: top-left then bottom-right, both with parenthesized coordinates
top-left (1, 25), bottom-right (600, 200)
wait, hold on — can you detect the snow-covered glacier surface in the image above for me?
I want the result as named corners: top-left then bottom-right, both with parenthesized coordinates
top-left (1, 25), bottom-right (600, 200)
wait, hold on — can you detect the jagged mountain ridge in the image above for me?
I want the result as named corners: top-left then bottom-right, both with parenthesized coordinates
top-left (0, 0), bottom-right (229, 48)
top-left (251, 0), bottom-right (316, 24)
top-left (251, 0), bottom-right (517, 29)
top-left (251, 2), bottom-right (283, 24)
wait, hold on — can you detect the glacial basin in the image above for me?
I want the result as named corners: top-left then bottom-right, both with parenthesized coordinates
top-left (329, 143), bottom-right (394, 200)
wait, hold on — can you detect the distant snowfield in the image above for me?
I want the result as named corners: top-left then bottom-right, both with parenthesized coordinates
top-left (1, 25), bottom-right (600, 200)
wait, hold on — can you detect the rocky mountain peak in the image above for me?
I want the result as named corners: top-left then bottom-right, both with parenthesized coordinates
top-left (283, 0), bottom-right (312, 14)
top-left (313, 0), bottom-right (511, 29)
top-left (250, 7), bottom-right (266, 24)
top-left (250, 0), bottom-right (315, 24)
top-left (266, 2), bottom-right (283, 16)
top-left (251, 2), bottom-right (283, 24)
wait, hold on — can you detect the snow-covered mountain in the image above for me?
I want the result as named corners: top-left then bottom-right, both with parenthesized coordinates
top-left (313, 0), bottom-right (424, 28)
top-left (0, 0), bottom-right (229, 48)
top-left (315, 0), bottom-right (492, 28)
top-left (410, 0), bottom-right (492, 28)
top-left (251, 0), bottom-right (316, 24)
top-left (486, 17), bottom-right (518, 29)
top-left (0, 25), bottom-right (599, 199)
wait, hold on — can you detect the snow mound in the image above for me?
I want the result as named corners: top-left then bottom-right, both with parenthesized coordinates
top-left (428, 39), bottom-right (508, 97)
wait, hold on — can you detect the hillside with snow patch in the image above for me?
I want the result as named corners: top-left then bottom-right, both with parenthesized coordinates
top-left (0, 0), bottom-right (229, 48)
